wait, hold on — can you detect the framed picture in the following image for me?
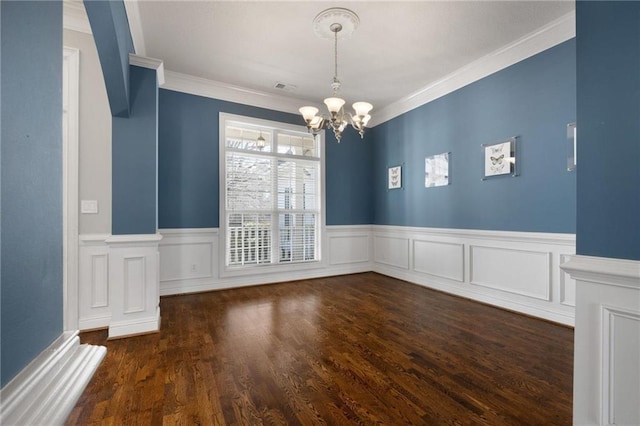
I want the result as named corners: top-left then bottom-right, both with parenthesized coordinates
top-left (388, 165), bottom-right (402, 189)
top-left (482, 137), bottom-right (517, 180)
top-left (425, 152), bottom-right (450, 187)
top-left (567, 122), bottom-right (576, 171)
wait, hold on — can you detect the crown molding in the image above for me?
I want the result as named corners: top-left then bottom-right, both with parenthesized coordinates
top-left (123, 0), bottom-right (146, 56)
top-left (129, 53), bottom-right (165, 85)
top-left (63, 0), bottom-right (92, 35)
top-left (370, 11), bottom-right (576, 127)
top-left (162, 70), bottom-right (310, 116)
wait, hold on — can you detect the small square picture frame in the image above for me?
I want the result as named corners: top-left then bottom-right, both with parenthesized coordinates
top-left (425, 152), bottom-right (450, 188)
top-left (388, 165), bottom-right (402, 189)
top-left (481, 137), bottom-right (517, 180)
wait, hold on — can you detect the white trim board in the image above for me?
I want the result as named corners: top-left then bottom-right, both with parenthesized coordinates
top-left (0, 331), bottom-right (106, 425)
top-left (63, 0), bottom-right (92, 35)
top-left (162, 71), bottom-right (310, 116)
top-left (129, 54), bottom-right (165, 86)
top-left (63, 46), bottom-right (80, 331)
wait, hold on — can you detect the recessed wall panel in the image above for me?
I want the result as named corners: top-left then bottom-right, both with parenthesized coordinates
top-left (374, 236), bottom-right (409, 269)
top-left (470, 245), bottom-right (551, 300)
top-left (603, 308), bottom-right (640, 426)
top-left (413, 240), bottom-right (464, 282)
top-left (123, 256), bottom-right (145, 313)
top-left (159, 242), bottom-right (213, 281)
top-left (90, 254), bottom-right (109, 308)
top-left (330, 235), bottom-right (369, 265)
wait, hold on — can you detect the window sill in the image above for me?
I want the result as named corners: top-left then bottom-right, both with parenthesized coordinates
top-left (219, 259), bottom-right (325, 279)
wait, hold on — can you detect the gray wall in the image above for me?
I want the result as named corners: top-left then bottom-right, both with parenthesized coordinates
top-left (64, 29), bottom-right (112, 235)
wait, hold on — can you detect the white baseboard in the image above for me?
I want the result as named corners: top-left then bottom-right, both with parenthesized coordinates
top-left (108, 308), bottom-right (160, 339)
top-left (78, 314), bottom-right (111, 331)
top-left (0, 331), bottom-right (106, 425)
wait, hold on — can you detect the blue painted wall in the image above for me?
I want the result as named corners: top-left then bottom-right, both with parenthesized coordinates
top-left (1, 1), bottom-right (63, 387)
top-left (158, 89), bottom-right (373, 228)
top-left (576, 1), bottom-right (640, 261)
top-left (372, 40), bottom-right (577, 233)
top-left (325, 130), bottom-right (374, 225)
top-left (84, 0), bottom-right (134, 117)
top-left (112, 66), bottom-right (158, 235)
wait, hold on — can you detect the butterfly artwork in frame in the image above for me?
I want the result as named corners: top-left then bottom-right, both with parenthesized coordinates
top-left (482, 137), bottom-right (517, 179)
top-left (388, 165), bottom-right (402, 189)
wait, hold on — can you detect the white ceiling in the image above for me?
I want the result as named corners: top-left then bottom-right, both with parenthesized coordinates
top-left (131, 1), bottom-right (574, 112)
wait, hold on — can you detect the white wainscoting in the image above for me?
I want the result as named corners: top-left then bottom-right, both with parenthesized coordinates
top-left (78, 234), bottom-right (162, 337)
top-left (562, 255), bottom-right (640, 426)
top-left (158, 226), bottom-right (373, 296)
top-left (81, 226), bottom-right (575, 330)
top-left (372, 225), bottom-right (576, 326)
top-left (79, 234), bottom-right (111, 330)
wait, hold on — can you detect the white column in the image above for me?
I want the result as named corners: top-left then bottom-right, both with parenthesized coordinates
top-left (561, 255), bottom-right (640, 426)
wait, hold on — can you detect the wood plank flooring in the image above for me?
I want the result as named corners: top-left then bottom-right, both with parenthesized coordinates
top-left (67, 272), bottom-right (573, 425)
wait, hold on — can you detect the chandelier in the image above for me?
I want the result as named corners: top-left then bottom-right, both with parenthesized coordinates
top-left (299, 8), bottom-right (372, 142)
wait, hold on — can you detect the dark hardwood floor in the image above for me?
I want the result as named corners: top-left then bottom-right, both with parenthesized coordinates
top-left (67, 272), bottom-right (573, 425)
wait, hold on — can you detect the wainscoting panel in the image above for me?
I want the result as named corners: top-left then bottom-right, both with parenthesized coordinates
top-left (373, 225), bottom-right (576, 326)
top-left (374, 235), bottom-right (410, 269)
top-left (159, 226), bottom-right (373, 296)
top-left (603, 307), bottom-right (640, 425)
top-left (79, 235), bottom-right (111, 330)
top-left (90, 254), bottom-right (109, 308)
top-left (469, 245), bottom-right (551, 301)
top-left (329, 234), bottom-right (370, 265)
top-left (123, 256), bottom-right (146, 314)
top-left (414, 240), bottom-right (464, 282)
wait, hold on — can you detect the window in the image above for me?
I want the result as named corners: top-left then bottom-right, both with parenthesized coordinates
top-left (220, 114), bottom-right (323, 272)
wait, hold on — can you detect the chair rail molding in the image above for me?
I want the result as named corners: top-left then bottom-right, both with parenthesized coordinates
top-left (561, 255), bottom-right (640, 426)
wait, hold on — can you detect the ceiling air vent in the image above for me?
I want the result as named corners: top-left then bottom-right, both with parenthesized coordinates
top-left (274, 82), bottom-right (297, 92)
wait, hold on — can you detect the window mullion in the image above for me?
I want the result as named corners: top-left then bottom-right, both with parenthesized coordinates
top-left (271, 156), bottom-right (280, 265)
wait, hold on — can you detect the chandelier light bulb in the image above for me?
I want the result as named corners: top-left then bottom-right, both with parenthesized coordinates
top-left (352, 102), bottom-right (373, 117)
top-left (324, 97), bottom-right (346, 113)
top-left (299, 106), bottom-right (319, 121)
top-left (310, 116), bottom-right (323, 129)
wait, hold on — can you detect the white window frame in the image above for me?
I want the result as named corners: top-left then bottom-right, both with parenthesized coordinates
top-left (219, 112), bottom-right (326, 278)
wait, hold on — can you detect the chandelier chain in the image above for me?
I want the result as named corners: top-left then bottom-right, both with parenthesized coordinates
top-left (333, 29), bottom-right (339, 90)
